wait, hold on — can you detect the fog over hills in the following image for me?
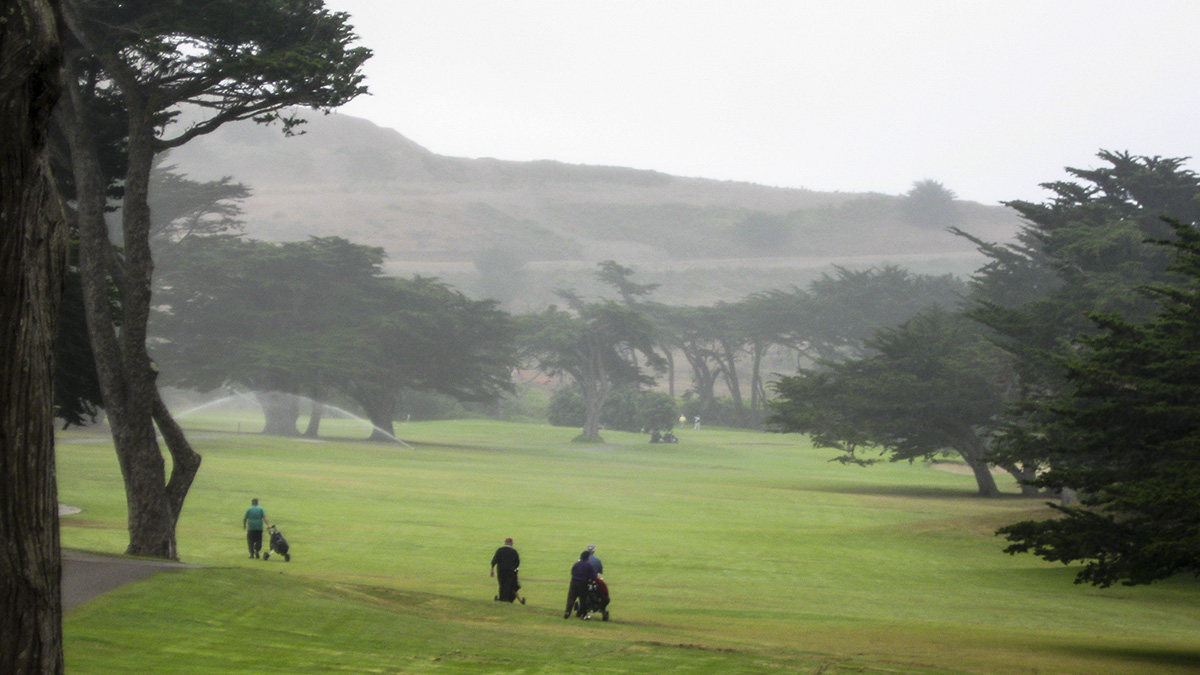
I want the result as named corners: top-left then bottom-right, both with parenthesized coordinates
top-left (166, 110), bottom-right (1022, 305)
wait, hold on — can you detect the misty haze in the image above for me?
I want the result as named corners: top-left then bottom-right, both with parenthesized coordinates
top-left (7, 2), bottom-right (1199, 674)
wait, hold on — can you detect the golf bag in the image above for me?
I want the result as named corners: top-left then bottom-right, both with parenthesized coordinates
top-left (496, 570), bottom-right (520, 602)
top-left (573, 577), bottom-right (610, 621)
top-left (589, 577), bottom-right (610, 620)
top-left (263, 524), bottom-right (290, 561)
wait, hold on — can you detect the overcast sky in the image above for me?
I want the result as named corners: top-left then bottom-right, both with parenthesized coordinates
top-left (320, 1), bottom-right (1200, 205)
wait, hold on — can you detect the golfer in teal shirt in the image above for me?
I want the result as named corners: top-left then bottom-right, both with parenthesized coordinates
top-left (243, 498), bottom-right (269, 559)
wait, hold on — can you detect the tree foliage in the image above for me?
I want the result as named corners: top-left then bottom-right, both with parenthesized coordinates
top-left (997, 221), bottom-right (1200, 586)
top-left (960, 152), bottom-right (1200, 481)
top-left (548, 384), bottom-right (678, 433)
top-left (647, 303), bottom-right (725, 419)
top-left (149, 160), bottom-right (249, 248)
top-left (341, 276), bottom-right (516, 440)
top-left (769, 308), bottom-right (1014, 496)
top-left (156, 236), bottom-right (384, 394)
top-left (519, 297), bottom-right (663, 442)
top-left (731, 211), bottom-right (795, 250)
top-left (54, 0), bottom-right (370, 557)
top-left (642, 266), bottom-right (966, 430)
top-left (903, 179), bottom-right (960, 230)
top-left (518, 264), bottom-right (665, 442)
top-left (472, 246), bottom-right (527, 307)
top-left (784, 265), bottom-right (967, 363)
top-left (154, 236), bottom-right (515, 441)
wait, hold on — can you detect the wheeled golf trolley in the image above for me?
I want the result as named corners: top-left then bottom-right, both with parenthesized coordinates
top-left (262, 524), bottom-right (291, 562)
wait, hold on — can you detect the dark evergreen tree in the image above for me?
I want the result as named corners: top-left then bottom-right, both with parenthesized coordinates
top-left (148, 160), bottom-right (250, 252)
top-left (472, 247), bottom-right (527, 307)
top-left (652, 303), bottom-right (724, 420)
top-left (154, 236), bottom-right (384, 435)
top-left (595, 259), bottom-right (659, 306)
top-left (339, 276), bottom-right (516, 441)
top-left (518, 289), bottom-right (664, 442)
top-left (959, 152), bottom-right (1200, 486)
top-left (769, 308), bottom-right (1015, 496)
top-left (155, 236), bottom-right (515, 441)
top-left (998, 221), bottom-right (1200, 586)
top-left (519, 262), bottom-right (664, 442)
top-left (903, 179), bottom-right (960, 230)
top-left (789, 265), bottom-right (967, 362)
top-left (547, 384), bottom-right (677, 433)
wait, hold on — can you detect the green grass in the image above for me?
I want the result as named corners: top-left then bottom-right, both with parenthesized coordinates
top-left (57, 421), bottom-right (1200, 674)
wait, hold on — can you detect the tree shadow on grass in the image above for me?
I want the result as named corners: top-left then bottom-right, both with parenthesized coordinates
top-left (799, 481), bottom-right (1031, 501)
top-left (1053, 644), bottom-right (1200, 671)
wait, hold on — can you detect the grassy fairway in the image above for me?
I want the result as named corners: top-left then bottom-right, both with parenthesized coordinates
top-left (57, 420), bottom-right (1200, 674)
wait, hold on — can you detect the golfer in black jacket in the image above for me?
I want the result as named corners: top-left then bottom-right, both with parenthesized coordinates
top-left (490, 537), bottom-right (524, 603)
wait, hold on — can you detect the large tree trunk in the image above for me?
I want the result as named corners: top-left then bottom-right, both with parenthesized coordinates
top-left (257, 391), bottom-right (301, 437)
top-left (998, 462), bottom-right (1041, 497)
top-left (579, 396), bottom-right (604, 442)
top-left (748, 343), bottom-right (768, 429)
top-left (661, 347), bottom-right (676, 398)
top-left (303, 396), bottom-right (324, 438)
top-left (576, 375), bottom-right (610, 443)
top-left (153, 391), bottom-right (202, 528)
top-left (683, 353), bottom-right (720, 418)
top-left (0, 0), bottom-right (67, 670)
top-left (718, 342), bottom-right (748, 427)
top-left (964, 457), bottom-right (1001, 497)
top-left (57, 40), bottom-right (199, 559)
top-left (361, 394), bottom-right (399, 442)
top-left (60, 83), bottom-right (176, 558)
top-left (958, 435), bottom-right (1000, 497)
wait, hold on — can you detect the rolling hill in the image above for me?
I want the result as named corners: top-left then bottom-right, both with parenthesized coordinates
top-left (166, 109), bottom-right (1022, 304)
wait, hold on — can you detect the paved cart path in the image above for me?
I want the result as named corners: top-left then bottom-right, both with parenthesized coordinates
top-left (60, 505), bottom-right (202, 612)
top-left (62, 550), bottom-right (201, 612)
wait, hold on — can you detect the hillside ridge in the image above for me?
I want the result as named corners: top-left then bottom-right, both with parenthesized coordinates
top-left (166, 109), bottom-right (1021, 268)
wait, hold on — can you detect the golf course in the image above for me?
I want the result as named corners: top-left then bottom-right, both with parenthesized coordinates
top-left (56, 417), bottom-right (1200, 674)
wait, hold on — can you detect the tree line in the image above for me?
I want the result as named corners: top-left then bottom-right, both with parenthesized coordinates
top-left (138, 217), bottom-right (967, 440)
top-left (58, 148), bottom-right (1200, 596)
top-left (768, 151), bottom-right (1200, 587)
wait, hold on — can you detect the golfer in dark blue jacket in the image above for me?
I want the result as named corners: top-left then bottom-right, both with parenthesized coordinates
top-left (564, 550), bottom-right (598, 618)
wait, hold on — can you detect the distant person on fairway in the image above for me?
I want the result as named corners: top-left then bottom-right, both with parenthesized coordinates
top-left (565, 550), bottom-right (598, 619)
top-left (581, 544), bottom-right (603, 574)
top-left (491, 537), bottom-right (524, 603)
top-left (243, 498), bottom-right (270, 559)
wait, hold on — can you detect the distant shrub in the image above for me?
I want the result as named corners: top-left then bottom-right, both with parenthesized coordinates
top-left (679, 395), bottom-right (744, 428)
top-left (484, 385), bottom-right (552, 423)
top-left (547, 387), bottom-right (585, 428)
top-left (731, 211), bottom-right (795, 250)
top-left (547, 385), bottom-right (680, 432)
top-left (399, 389), bottom-right (467, 421)
top-left (904, 180), bottom-right (961, 230)
top-left (631, 390), bottom-right (679, 432)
